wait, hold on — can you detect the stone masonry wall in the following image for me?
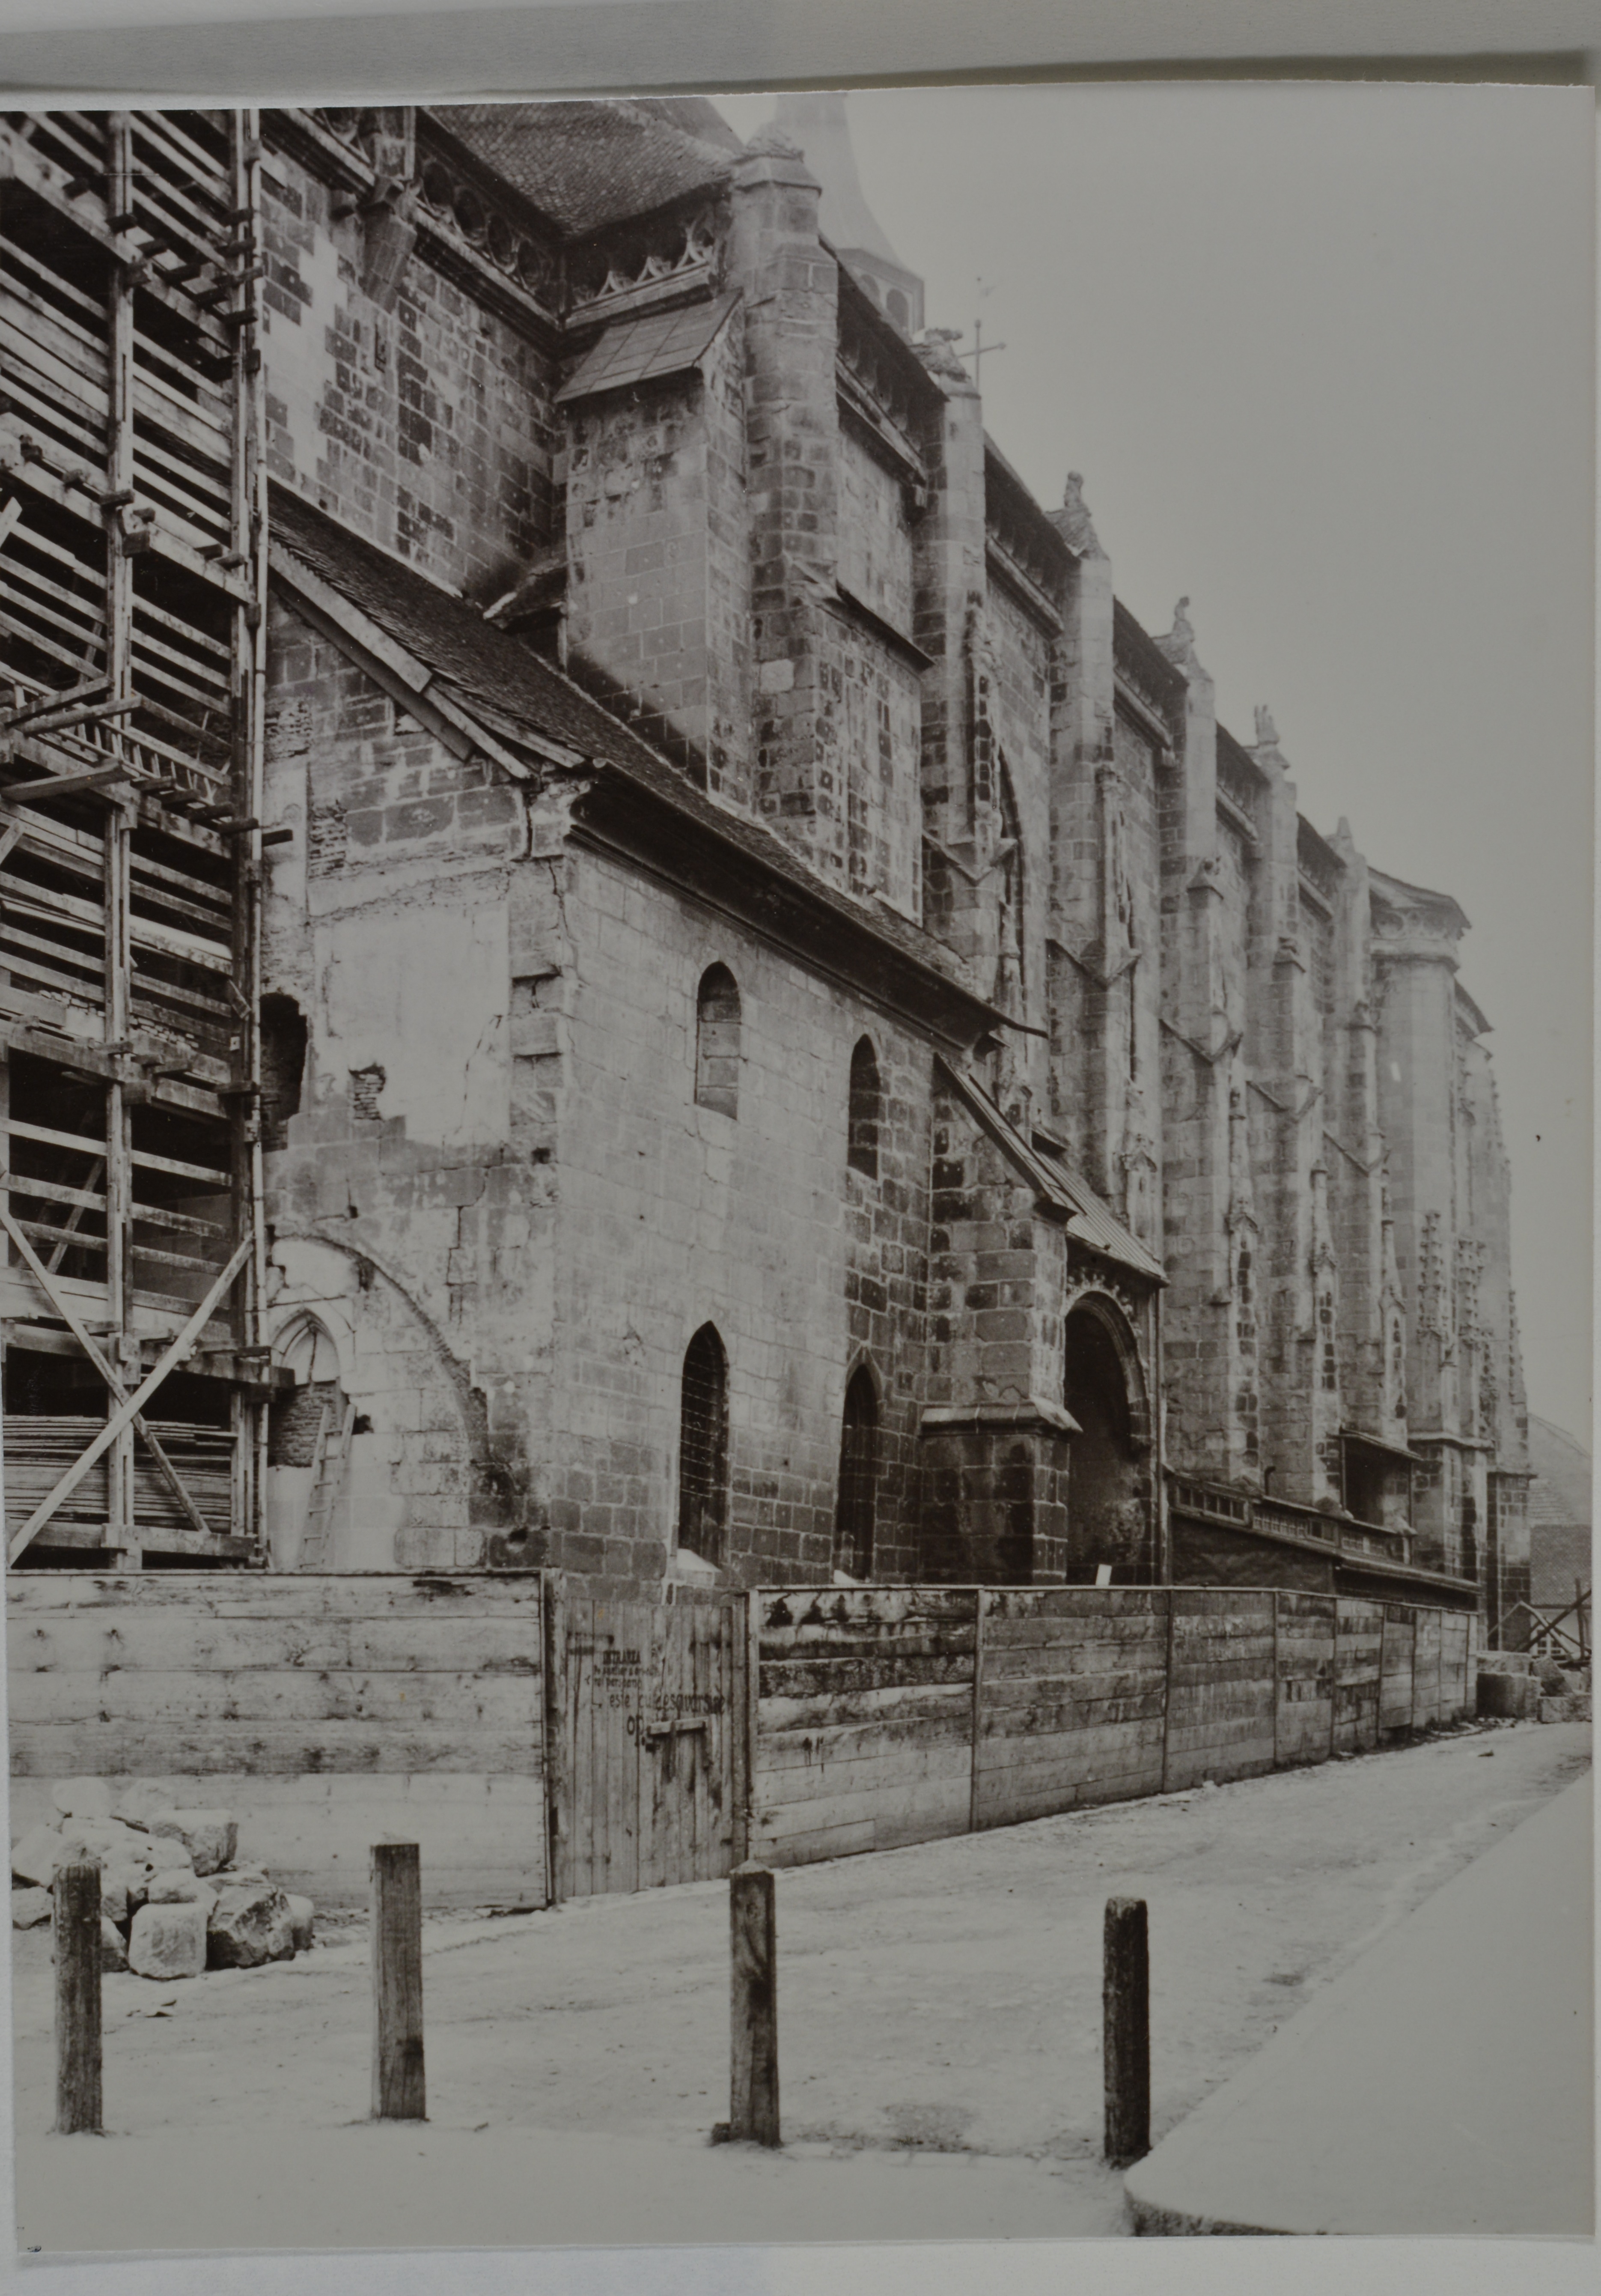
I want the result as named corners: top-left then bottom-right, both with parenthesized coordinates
top-left (542, 841), bottom-right (934, 1595)
top-left (239, 101), bottom-right (1533, 1623)
top-left (259, 135), bottom-right (556, 599)
top-left (261, 604), bottom-right (554, 1571)
top-left (838, 426), bottom-right (914, 634)
top-left (563, 306), bottom-right (750, 796)
top-left (823, 618), bottom-right (923, 919)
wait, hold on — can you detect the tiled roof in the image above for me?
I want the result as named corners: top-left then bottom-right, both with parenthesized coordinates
top-left (557, 294), bottom-right (738, 404)
top-left (937, 1056), bottom-right (1167, 1284)
top-left (430, 101), bottom-right (738, 238)
top-left (268, 486), bottom-right (986, 1011)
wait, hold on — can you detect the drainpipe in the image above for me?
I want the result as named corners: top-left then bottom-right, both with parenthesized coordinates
top-left (1153, 1285), bottom-right (1168, 1584)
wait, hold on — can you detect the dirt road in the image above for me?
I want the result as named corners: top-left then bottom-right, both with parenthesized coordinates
top-left (11, 1717), bottom-right (1590, 2247)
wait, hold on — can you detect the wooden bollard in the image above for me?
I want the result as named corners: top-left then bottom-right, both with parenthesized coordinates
top-left (54, 1859), bottom-right (103, 2135)
top-left (1103, 1895), bottom-right (1150, 2166)
top-left (371, 1842), bottom-right (425, 2122)
top-left (729, 1862), bottom-right (779, 2146)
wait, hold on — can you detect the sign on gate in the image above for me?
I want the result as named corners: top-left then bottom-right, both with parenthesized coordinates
top-left (544, 1577), bottom-right (747, 1899)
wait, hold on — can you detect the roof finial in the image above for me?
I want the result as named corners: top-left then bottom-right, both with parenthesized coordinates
top-left (1157, 596), bottom-right (1196, 669)
top-left (745, 123), bottom-right (805, 161)
top-left (1057, 471), bottom-right (1103, 558)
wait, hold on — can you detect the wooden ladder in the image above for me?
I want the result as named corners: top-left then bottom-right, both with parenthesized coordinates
top-left (300, 1397), bottom-right (354, 1570)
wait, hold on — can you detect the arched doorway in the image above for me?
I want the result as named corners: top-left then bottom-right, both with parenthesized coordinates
top-left (1062, 1297), bottom-right (1150, 1577)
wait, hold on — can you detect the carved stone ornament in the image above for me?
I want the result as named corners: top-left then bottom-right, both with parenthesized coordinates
top-left (1059, 471), bottom-right (1104, 557)
top-left (1158, 596), bottom-right (1196, 668)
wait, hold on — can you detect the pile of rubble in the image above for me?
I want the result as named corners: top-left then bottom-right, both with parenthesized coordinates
top-left (1477, 1650), bottom-right (1592, 1725)
top-left (11, 1780), bottom-right (314, 1979)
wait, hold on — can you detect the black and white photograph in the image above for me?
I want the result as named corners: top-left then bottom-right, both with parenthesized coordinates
top-left (0, 71), bottom-right (1591, 2264)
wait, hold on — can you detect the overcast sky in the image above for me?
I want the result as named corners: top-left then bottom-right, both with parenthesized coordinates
top-left (720, 83), bottom-right (1595, 1447)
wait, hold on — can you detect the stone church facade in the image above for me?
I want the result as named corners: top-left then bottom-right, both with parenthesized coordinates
top-left (244, 98), bottom-right (1528, 1626)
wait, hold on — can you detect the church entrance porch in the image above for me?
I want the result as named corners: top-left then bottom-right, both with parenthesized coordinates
top-left (1062, 1295), bottom-right (1156, 1581)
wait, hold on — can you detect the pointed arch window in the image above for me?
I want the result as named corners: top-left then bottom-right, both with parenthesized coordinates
top-left (833, 1365), bottom-right (880, 1580)
top-left (677, 1323), bottom-right (729, 1567)
top-left (695, 965), bottom-right (741, 1118)
top-left (995, 757), bottom-right (1024, 1009)
top-left (847, 1036), bottom-right (882, 1179)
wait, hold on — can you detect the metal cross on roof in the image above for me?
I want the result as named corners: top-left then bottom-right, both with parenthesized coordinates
top-left (956, 278), bottom-right (1007, 384)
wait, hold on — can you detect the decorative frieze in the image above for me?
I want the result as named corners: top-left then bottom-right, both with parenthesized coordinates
top-left (414, 137), bottom-right (561, 314)
top-left (566, 200), bottom-right (720, 324)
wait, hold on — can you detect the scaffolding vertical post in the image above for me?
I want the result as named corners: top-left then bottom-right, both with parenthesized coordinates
top-left (104, 112), bottom-right (139, 1568)
top-left (227, 107), bottom-right (270, 1555)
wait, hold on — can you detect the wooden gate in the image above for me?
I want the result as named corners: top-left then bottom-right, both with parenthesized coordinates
top-left (545, 1578), bottom-right (747, 1900)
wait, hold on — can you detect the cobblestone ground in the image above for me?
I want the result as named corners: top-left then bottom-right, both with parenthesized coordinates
top-left (10, 1718), bottom-right (1590, 2249)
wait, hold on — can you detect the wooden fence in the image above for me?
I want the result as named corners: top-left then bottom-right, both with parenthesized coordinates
top-left (6, 1573), bottom-right (548, 1908)
top-left (750, 1586), bottom-right (1476, 1870)
top-left (8, 1573), bottom-right (1477, 1904)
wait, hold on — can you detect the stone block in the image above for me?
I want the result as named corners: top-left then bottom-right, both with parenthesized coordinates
top-left (128, 1901), bottom-right (208, 1980)
top-left (73, 1817), bottom-right (150, 1866)
top-left (1537, 1694), bottom-right (1591, 1724)
top-left (10, 1825), bottom-right (91, 1888)
top-left (146, 1872), bottom-right (218, 1921)
top-left (11, 1887), bottom-right (51, 1929)
top-left (117, 1780), bottom-right (197, 1829)
top-left (208, 1883), bottom-right (297, 1969)
top-left (147, 1809), bottom-right (238, 1876)
top-left (286, 1895), bottom-right (316, 1952)
top-left (98, 1865), bottom-right (152, 1926)
top-left (101, 1916), bottom-right (129, 1973)
top-left (50, 1778), bottom-right (115, 1822)
top-left (1477, 1672), bottom-right (1539, 1720)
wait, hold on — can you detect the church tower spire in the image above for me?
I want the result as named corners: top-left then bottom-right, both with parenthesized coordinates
top-left (772, 92), bottom-right (925, 334)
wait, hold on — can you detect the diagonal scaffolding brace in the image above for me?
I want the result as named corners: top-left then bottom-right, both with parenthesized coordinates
top-left (7, 1233), bottom-right (250, 1563)
top-left (0, 1201), bottom-right (216, 1542)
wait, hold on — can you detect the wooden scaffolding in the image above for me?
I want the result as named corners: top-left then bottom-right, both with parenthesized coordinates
top-left (0, 108), bottom-right (271, 1566)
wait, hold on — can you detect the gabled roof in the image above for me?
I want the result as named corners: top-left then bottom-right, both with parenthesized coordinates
top-left (267, 486), bottom-right (995, 1032)
top-left (430, 101), bottom-right (738, 239)
top-left (1528, 1415), bottom-right (1592, 1532)
top-left (936, 1057), bottom-right (1167, 1284)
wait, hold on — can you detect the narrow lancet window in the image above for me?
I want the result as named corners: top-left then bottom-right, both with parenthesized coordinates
top-left (677, 1323), bottom-right (729, 1567)
top-left (833, 1365), bottom-right (880, 1580)
top-left (848, 1036), bottom-right (882, 1178)
top-left (695, 965), bottom-right (741, 1118)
